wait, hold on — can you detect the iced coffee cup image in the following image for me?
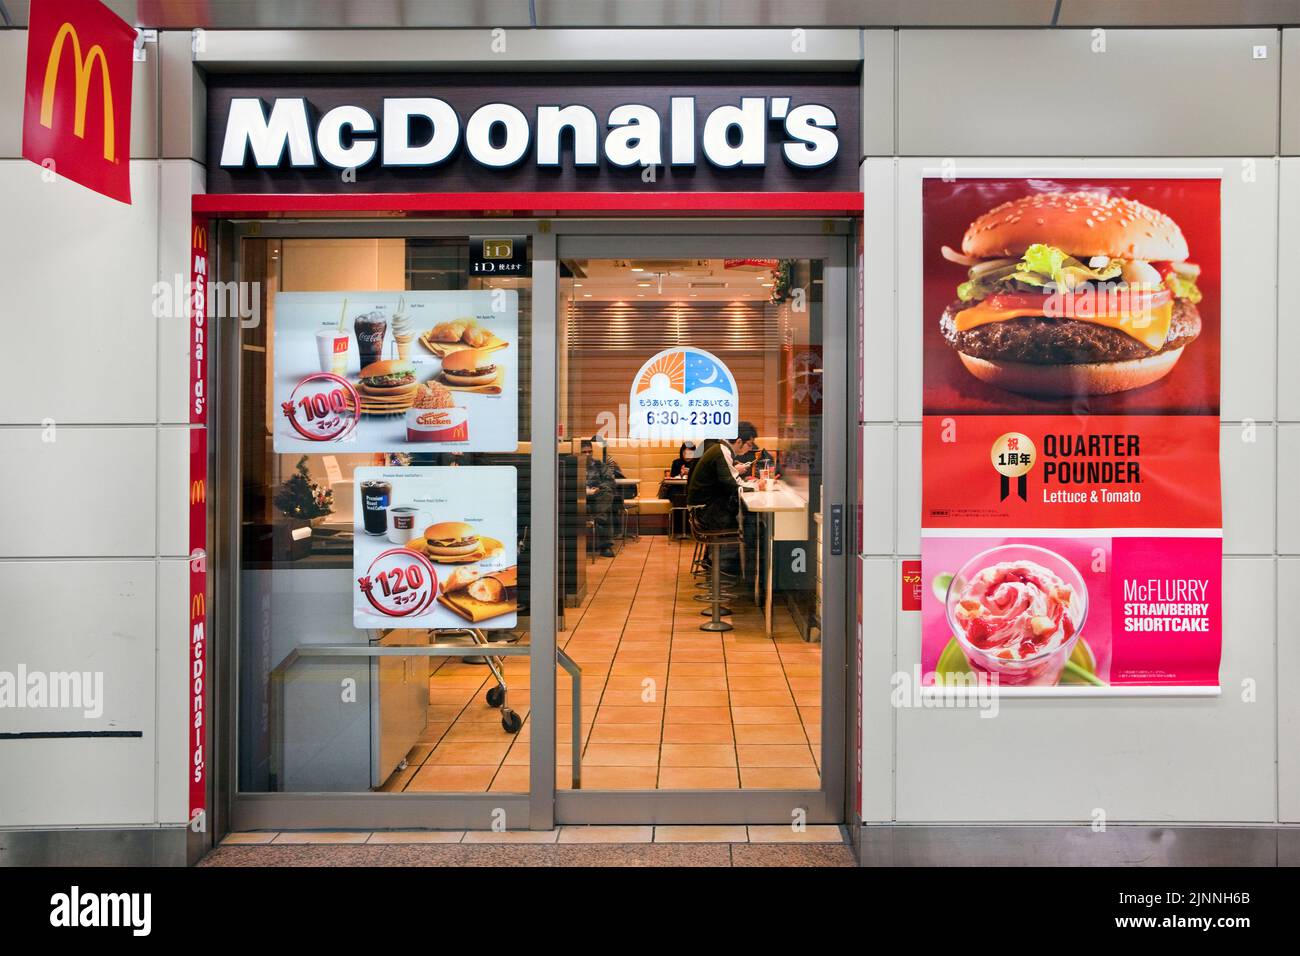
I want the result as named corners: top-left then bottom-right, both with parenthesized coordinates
top-left (943, 544), bottom-right (1089, 686)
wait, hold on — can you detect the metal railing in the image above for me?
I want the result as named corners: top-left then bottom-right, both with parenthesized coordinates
top-left (269, 641), bottom-right (582, 791)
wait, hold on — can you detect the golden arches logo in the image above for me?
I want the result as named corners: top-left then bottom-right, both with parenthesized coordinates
top-left (193, 225), bottom-right (208, 251)
top-left (191, 479), bottom-right (206, 504)
top-left (40, 22), bottom-right (116, 162)
top-left (191, 593), bottom-right (205, 618)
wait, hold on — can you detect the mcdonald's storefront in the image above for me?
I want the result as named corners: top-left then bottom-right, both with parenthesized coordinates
top-left (2, 6), bottom-right (1299, 873)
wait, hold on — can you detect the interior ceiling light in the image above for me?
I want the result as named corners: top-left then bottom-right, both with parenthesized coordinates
top-left (630, 266), bottom-right (644, 272)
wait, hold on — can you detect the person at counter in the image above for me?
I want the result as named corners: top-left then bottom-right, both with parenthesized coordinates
top-left (668, 441), bottom-right (697, 478)
top-left (733, 437), bottom-right (775, 478)
top-left (582, 438), bottom-right (618, 558)
top-left (687, 422), bottom-right (758, 531)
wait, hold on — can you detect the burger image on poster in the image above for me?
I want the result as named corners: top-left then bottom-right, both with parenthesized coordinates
top-left (629, 346), bottom-right (739, 441)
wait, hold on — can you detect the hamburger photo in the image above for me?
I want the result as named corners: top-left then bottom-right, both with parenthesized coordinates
top-left (440, 348), bottom-right (499, 388)
top-left (357, 359), bottom-right (417, 394)
top-left (939, 191), bottom-right (1203, 397)
top-left (422, 521), bottom-right (482, 559)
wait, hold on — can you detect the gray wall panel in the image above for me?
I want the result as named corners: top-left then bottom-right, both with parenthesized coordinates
top-left (1284, 29), bottom-right (1300, 155)
top-left (897, 29), bottom-right (1280, 156)
top-left (862, 28), bottom-right (895, 156)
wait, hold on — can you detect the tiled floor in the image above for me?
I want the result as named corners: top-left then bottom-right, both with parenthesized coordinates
top-left (382, 534), bottom-right (822, 793)
top-left (219, 825), bottom-right (845, 846)
top-left (202, 827), bottom-right (855, 867)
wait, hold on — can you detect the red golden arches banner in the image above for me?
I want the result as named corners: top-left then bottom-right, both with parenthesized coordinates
top-left (22, 0), bottom-right (135, 203)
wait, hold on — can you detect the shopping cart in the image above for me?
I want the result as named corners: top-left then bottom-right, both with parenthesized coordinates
top-left (436, 627), bottom-right (523, 733)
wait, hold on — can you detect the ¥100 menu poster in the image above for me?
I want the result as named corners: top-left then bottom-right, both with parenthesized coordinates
top-left (920, 175), bottom-right (1222, 693)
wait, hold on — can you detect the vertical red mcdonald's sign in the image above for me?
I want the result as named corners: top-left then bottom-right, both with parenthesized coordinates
top-left (188, 218), bottom-right (209, 829)
top-left (22, 0), bottom-right (135, 203)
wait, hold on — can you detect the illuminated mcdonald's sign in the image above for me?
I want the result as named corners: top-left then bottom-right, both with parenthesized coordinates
top-left (191, 479), bottom-right (206, 504)
top-left (40, 22), bottom-right (115, 162)
top-left (193, 225), bottom-right (208, 251)
top-left (191, 593), bottom-right (205, 619)
top-left (22, 0), bottom-right (135, 203)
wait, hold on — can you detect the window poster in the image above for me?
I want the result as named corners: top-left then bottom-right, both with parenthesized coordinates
top-left (352, 466), bottom-right (518, 630)
top-left (920, 175), bottom-right (1222, 693)
top-left (628, 346), bottom-right (740, 442)
top-left (273, 290), bottom-right (518, 453)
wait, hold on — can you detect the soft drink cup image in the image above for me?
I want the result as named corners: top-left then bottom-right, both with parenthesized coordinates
top-left (944, 544), bottom-right (1088, 686)
top-left (316, 329), bottom-right (350, 374)
top-left (354, 311), bottom-right (388, 368)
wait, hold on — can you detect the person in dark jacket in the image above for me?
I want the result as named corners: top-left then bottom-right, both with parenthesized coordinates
top-left (668, 441), bottom-right (697, 478)
top-left (583, 439), bottom-right (618, 557)
top-left (686, 423), bottom-right (757, 533)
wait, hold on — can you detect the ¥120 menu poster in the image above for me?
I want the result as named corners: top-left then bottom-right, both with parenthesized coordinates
top-left (920, 175), bottom-right (1222, 693)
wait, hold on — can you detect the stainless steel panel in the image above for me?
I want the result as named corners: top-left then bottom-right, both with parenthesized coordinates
top-left (897, 29), bottom-right (1280, 156)
top-left (0, 1), bottom-right (534, 29)
top-left (862, 28), bottom-right (894, 156)
top-left (194, 27), bottom-right (861, 70)
top-left (232, 793), bottom-right (531, 831)
top-left (0, 827), bottom-right (189, 867)
top-left (858, 824), bottom-right (1283, 866)
top-left (160, 30), bottom-right (205, 162)
top-left (529, 227), bottom-right (558, 831)
top-left (537, 1), bottom-right (1057, 27)
top-left (1284, 29), bottom-right (1300, 154)
top-left (1059, 1), bottom-right (1300, 26)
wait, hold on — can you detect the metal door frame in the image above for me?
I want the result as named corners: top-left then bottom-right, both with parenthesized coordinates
top-left (214, 218), bottom-right (555, 833)
top-left (552, 223), bottom-right (852, 824)
top-left (213, 216), bottom-right (852, 833)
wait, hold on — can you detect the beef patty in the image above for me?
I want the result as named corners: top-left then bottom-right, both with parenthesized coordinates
top-left (940, 298), bottom-right (1201, 365)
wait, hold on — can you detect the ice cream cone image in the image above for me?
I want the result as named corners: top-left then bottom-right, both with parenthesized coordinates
top-left (392, 295), bottom-right (414, 361)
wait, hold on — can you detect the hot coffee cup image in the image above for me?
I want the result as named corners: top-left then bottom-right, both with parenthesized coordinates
top-left (354, 310), bottom-right (388, 370)
top-left (386, 505), bottom-right (430, 544)
top-left (360, 479), bottom-right (392, 535)
top-left (943, 544), bottom-right (1088, 686)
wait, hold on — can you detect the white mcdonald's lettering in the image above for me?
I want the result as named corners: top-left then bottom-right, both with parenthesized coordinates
top-left (220, 95), bottom-right (840, 172)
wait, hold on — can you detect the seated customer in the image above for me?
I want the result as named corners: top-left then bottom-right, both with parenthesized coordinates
top-left (686, 423), bottom-right (758, 534)
top-left (732, 434), bottom-right (775, 478)
top-left (581, 439), bottom-right (618, 558)
top-left (669, 441), bottom-right (697, 478)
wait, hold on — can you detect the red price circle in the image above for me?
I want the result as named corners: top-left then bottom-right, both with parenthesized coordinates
top-left (283, 372), bottom-right (360, 442)
top-left (358, 548), bottom-right (439, 619)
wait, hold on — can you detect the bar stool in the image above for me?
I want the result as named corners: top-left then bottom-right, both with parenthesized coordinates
top-left (687, 505), bottom-right (744, 633)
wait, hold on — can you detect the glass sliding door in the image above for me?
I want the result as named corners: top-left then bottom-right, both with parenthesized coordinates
top-left (219, 222), bottom-right (554, 832)
top-left (551, 229), bottom-right (849, 824)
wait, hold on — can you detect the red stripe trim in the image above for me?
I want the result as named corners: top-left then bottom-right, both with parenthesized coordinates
top-left (191, 191), bottom-right (864, 216)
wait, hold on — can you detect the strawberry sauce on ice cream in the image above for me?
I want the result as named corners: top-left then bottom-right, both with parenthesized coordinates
top-left (953, 560), bottom-right (1079, 662)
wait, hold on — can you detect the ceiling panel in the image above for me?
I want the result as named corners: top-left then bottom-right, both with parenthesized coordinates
top-left (0, 1), bottom-right (534, 29)
top-left (0, 0), bottom-right (1294, 32)
top-left (535, 1), bottom-right (1056, 27)
top-left (1059, 1), bottom-right (1300, 26)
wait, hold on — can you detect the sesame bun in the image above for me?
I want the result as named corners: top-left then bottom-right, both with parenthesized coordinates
top-left (440, 348), bottom-right (498, 387)
top-left (358, 359), bottom-right (415, 379)
top-left (956, 347), bottom-right (1186, 398)
top-left (442, 349), bottom-right (491, 372)
top-left (961, 191), bottom-right (1189, 262)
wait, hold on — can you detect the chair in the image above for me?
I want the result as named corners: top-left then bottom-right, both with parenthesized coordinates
top-left (686, 505), bottom-right (744, 633)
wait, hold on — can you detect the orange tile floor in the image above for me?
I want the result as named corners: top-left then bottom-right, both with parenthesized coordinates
top-left (382, 534), bottom-right (821, 793)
